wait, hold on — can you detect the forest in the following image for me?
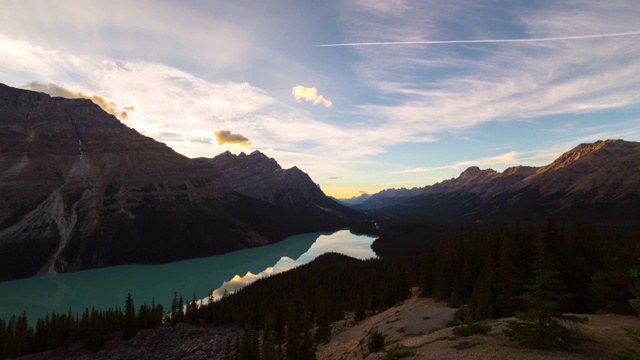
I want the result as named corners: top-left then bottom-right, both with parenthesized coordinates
top-left (1, 217), bottom-right (639, 359)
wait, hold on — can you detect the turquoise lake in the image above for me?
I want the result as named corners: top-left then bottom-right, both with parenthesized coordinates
top-left (0, 230), bottom-right (376, 322)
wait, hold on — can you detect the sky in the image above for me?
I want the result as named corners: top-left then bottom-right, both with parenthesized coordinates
top-left (1, 0), bottom-right (639, 198)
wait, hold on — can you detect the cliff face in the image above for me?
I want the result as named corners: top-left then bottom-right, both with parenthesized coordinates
top-left (0, 83), bottom-right (227, 231)
top-left (0, 83), bottom-right (356, 281)
top-left (198, 151), bottom-right (354, 216)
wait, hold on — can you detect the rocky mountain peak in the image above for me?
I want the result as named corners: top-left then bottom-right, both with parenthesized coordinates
top-left (538, 139), bottom-right (626, 174)
top-left (502, 165), bottom-right (538, 177)
top-left (459, 166), bottom-right (482, 178)
top-left (522, 139), bottom-right (640, 196)
top-left (248, 150), bottom-right (268, 158)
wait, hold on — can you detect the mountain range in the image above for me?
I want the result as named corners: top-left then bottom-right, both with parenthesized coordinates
top-left (0, 83), bottom-right (358, 281)
top-left (2, 82), bottom-right (639, 281)
top-left (353, 139), bottom-right (640, 226)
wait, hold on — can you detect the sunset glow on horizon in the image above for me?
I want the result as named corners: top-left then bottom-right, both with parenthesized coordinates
top-left (1, 1), bottom-right (639, 198)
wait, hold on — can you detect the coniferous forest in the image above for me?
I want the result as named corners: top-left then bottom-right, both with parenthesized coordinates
top-left (1, 217), bottom-right (640, 358)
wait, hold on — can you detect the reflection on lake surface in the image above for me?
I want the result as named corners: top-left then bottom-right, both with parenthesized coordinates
top-left (210, 230), bottom-right (377, 300)
top-left (0, 230), bottom-right (376, 322)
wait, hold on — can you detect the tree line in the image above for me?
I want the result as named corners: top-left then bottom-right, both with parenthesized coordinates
top-left (420, 218), bottom-right (639, 318)
top-left (2, 217), bottom-right (639, 358)
top-left (0, 294), bottom-right (163, 358)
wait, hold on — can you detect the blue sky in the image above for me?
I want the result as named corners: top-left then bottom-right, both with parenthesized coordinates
top-left (1, 0), bottom-right (639, 198)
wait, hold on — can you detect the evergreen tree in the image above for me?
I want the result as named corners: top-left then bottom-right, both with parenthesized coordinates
top-left (367, 330), bottom-right (385, 353)
top-left (285, 310), bottom-right (301, 360)
top-left (187, 293), bottom-right (199, 325)
top-left (504, 236), bottom-right (586, 348)
top-left (614, 269), bottom-right (640, 359)
top-left (240, 323), bottom-right (257, 360)
top-left (314, 293), bottom-right (331, 343)
top-left (261, 328), bottom-right (278, 360)
top-left (122, 293), bottom-right (136, 340)
top-left (494, 228), bottom-right (525, 317)
top-left (169, 291), bottom-right (181, 325)
top-left (419, 243), bottom-right (436, 297)
top-left (86, 308), bottom-right (104, 351)
top-left (353, 294), bottom-right (365, 322)
top-left (299, 311), bottom-right (316, 360)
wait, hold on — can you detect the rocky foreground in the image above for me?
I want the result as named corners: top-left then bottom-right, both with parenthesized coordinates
top-left (21, 289), bottom-right (640, 360)
top-left (319, 290), bottom-right (640, 359)
top-left (19, 323), bottom-right (238, 360)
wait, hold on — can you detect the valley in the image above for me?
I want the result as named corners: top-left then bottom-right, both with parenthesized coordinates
top-left (0, 230), bottom-right (376, 324)
top-left (1, 83), bottom-right (640, 359)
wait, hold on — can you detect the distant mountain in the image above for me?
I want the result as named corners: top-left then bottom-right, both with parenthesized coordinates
top-left (0, 83), bottom-right (359, 281)
top-left (356, 139), bottom-right (640, 225)
top-left (336, 193), bottom-right (371, 206)
top-left (355, 165), bottom-right (537, 211)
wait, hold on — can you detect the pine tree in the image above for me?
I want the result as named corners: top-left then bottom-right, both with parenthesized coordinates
top-left (187, 293), bottom-right (199, 325)
top-left (86, 308), bottom-right (104, 351)
top-left (122, 293), bottom-right (136, 340)
top-left (420, 245), bottom-right (436, 297)
top-left (261, 326), bottom-right (278, 360)
top-left (494, 228), bottom-right (525, 317)
top-left (169, 291), bottom-right (181, 325)
top-left (314, 293), bottom-right (331, 343)
top-left (299, 311), bottom-right (316, 360)
top-left (353, 294), bottom-right (365, 322)
top-left (613, 269), bottom-right (640, 359)
top-left (503, 236), bottom-right (586, 348)
top-left (367, 330), bottom-right (386, 353)
top-left (240, 323), bottom-right (257, 360)
top-left (285, 310), bottom-right (301, 360)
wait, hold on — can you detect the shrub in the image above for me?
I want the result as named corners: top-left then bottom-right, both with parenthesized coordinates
top-left (452, 322), bottom-right (491, 337)
top-left (384, 344), bottom-right (416, 359)
top-left (368, 330), bottom-right (386, 354)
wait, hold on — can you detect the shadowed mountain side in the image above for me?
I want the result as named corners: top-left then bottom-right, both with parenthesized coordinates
top-left (0, 83), bottom-right (363, 281)
top-left (362, 140), bottom-right (640, 255)
top-left (193, 151), bottom-right (362, 220)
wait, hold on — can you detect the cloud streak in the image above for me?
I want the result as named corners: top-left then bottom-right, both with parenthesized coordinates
top-left (398, 151), bottom-right (521, 173)
top-left (317, 29), bottom-right (640, 47)
top-left (336, 0), bottom-right (640, 145)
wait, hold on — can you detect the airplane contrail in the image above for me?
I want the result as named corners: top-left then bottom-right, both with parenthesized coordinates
top-left (317, 30), bottom-right (640, 47)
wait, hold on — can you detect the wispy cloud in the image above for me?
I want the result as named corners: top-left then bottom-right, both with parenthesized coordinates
top-left (398, 151), bottom-right (521, 173)
top-left (292, 85), bottom-right (333, 107)
top-left (338, 0), bottom-right (640, 136)
top-left (352, 0), bottom-right (409, 14)
top-left (0, 35), bottom-right (388, 176)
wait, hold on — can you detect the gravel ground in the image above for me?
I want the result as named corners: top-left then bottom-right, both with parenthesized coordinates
top-left (318, 289), bottom-right (640, 360)
top-left (19, 323), bottom-right (239, 360)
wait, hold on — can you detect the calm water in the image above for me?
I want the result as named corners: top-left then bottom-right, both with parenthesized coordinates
top-left (0, 230), bottom-right (376, 322)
